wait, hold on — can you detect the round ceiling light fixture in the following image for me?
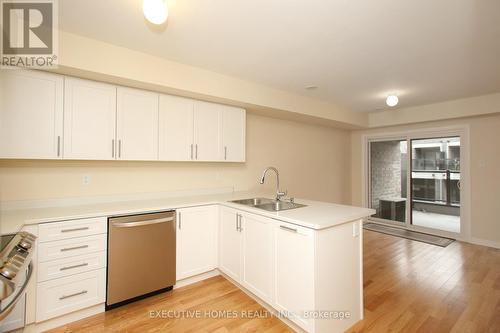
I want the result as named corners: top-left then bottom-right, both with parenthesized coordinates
top-left (143, 0), bottom-right (168, 25)
top-left (386, 95), bottom-right (399, 107)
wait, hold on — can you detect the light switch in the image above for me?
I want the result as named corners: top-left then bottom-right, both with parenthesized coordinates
top-left (83, 175), bottom-right (91, 185)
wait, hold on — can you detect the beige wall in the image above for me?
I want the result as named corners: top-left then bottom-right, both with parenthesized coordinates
top-left (0, 113), bottom-right (351, 204)
top-left (351, 113), bottom-right (500, 244)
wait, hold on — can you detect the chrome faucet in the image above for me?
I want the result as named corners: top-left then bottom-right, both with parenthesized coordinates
top-left (260, 167), bottom-right (287, 201)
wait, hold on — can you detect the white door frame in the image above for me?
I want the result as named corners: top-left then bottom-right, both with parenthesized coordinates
top-left (361, 125), bottom-right (471, 242)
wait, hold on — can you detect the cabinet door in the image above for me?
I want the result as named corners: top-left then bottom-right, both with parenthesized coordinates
top-left (0, 70), bottom-right (63, 159)
top-left (116, 87), bottom-right (159, 161)
top-left (64, 78), bottom-right (117, 160)
top-left (176, 206), bottom-right (217, 280)
top-left (221, 107), bottom-right (246, 162)
top-left (194, 101), bottom-right (221, 161)
top-left (219, 206), bottom-right (242, 281)
top-left (158, 94), bottom-right (194, 161)
top-left (274, 222), bottom-right (315, 332)
top-left (241, 212), bottom-right (274, 303)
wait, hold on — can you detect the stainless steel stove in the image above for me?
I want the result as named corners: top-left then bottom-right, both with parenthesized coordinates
top-left (0, 231), bottom-right (36, 328)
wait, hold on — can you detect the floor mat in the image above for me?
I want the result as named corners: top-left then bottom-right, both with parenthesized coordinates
top-left (363, 223), bottom-right (455, 247)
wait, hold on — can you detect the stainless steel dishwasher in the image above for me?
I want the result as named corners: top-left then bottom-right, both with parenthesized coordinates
top-left (107, 211), bottom-right (176, 310)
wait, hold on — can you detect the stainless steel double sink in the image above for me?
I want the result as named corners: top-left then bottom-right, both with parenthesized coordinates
top-left (230, 197), bottom-right (306, 212)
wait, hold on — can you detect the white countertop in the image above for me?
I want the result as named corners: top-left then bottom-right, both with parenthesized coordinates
top-left (0, 191), bottom-right (375, 234)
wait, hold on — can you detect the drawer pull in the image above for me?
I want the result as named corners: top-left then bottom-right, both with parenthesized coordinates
top-left (59, 290), bottom-right (88, 300)
top-left (280, 225), bottom-right (298, 233)
top-left (61, 227), bottom-right (89, 233)
top-left (60, 245), bottom-right (89, 252)
top-left (60, 263), bottom-right (89, 271)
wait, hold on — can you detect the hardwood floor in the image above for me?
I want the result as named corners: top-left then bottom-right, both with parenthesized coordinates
top-left (348, 230), bottom-right (500, 333)
top-left (45, 275), bottom-right (292, 333)
top-left (46, 230), bottom-right (500, 333)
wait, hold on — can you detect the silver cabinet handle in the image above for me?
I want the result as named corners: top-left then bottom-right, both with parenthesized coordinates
top-left (280, 225), bottom-right (297, 233)
top-left (195, 144), bottom-right (198, 159)
top-left (59, 290), bottom-right (87, 300)
top-left (60, 263), bottom-right (88, 271)
top-left (112, 139), bottom-right (115, 158)
top-left (238, 214), bottom-right (243, 232)
top-left (235, 213), bottom-right (239, 231)
top-left (57, 136), bottom-right (61, 157)
top-left (113, 217), bottom-right (174, 228)
top-left (178, 212), bottom-right (182, 230)
top-left (118, 140), bottom-right (122, 158)
top-left (224, 146), bottom-right (227, 160)
top-left (60, 245), bottom-right (89, 252)
top-left (190, 144), bottom-right (194, 160)
top-left (61, 227), bottom-right (89, 233)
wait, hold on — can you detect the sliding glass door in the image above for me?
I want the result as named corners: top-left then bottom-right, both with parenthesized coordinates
top-left (368, 134), bottom-right (462, 237)
top-left (410, 137), bottom-right (460, 233)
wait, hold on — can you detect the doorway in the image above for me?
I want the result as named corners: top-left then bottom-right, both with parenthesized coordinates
top-left (365, 128), bottom-right (469, 239)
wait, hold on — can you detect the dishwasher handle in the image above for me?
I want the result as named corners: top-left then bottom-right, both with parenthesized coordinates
top-left (112, 216), bottom-right (174, 228)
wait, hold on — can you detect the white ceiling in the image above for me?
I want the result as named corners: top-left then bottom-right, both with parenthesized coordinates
top-left (59, 0), bottom-right (500, 112)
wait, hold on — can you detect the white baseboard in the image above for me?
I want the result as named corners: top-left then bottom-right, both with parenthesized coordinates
top-left (174, 270), bottom-right (220, 289)
top-left (23, 304), bottom-right (104, 333)
top-left (468, 237), bottom-right (500, 249)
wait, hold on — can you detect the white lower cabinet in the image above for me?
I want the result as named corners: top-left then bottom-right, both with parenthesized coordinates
top-left (37, 251), bottom-right (106, 282)
top-left (36, 268), bottom-right (106, 322)
top-left (35, 218), bottom-right (108, 323)
top-left (218, 206), bottom-right (242, 281)
top-left (218, 207), bottom-right (362, 333)
top-left (176, 206), bottom-right (218, 280)
top-left (274, 222), bottom-right (315, 332)
top-left (241, 212), bottom-right (274, 304)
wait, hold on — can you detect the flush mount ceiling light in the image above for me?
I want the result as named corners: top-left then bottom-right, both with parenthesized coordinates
top-left (386, 95), bottom-right (399, 107)
top-left (143, 0), bottom-right (168, 25)
top-left (305, 85), bottom-right (318, 90)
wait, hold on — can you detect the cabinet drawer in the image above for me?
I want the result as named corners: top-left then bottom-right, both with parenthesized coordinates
top-left (36, 268), bottom-right (106, 322)
top-left (38, 234), bottom-right (107, 262)
top-left (38, 217), bottom-right (107, 243)
top-left (38, 251), bottom-right (106, 282)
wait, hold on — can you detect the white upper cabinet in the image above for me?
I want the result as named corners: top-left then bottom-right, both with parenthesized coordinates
top-left (176, 206), bottom-right (218, 280)
top-left (221, 106), bottom-right (246, 162)
top-left (116, 87), bottom-right (159, 161)
top-left (158, 94), bottom-right (194, 161)
top-left (0, 70), bottom-right (63, 159)
top-left (0, 70), bottom-right (245, 162)
top-left (194, 101), bottom-right (222, 161)
top-left (64, 78), bottom-right (117, 160)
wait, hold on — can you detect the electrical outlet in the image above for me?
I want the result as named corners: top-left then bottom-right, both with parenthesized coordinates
top-left (83, 175), bottom-right (91, 185)
top-left (353, 222), bottom-right (360, 237)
